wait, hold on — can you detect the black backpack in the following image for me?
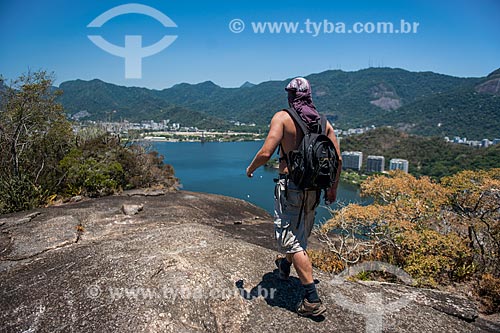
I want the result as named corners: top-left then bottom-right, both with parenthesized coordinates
top-left (283, 108), bottom-right (340, 194)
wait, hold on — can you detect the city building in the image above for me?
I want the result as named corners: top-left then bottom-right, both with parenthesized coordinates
top-left (366, 155), bottom-right (385, 173)
top-left (389, 158), bottom-right (409, 173)
top-left (342, 151), bottom-right (363, 170)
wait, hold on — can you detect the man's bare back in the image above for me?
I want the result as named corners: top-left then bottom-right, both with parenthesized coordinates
top-left (277, 110), bottom-right (304, 174)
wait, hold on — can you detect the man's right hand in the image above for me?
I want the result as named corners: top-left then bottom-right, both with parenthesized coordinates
top-left (246, 167), bottom-right (254, 178)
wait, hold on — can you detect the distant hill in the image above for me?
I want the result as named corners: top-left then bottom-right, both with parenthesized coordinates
top-left (58, 79), bottom-right (229, 129)
top-left (147, 68), bottom-right (482, 128)
top-left (240, 81), bottom-right (256, 88)
top-left (372, 86), bottom-right (500, 138)
top-left (57, 67), bottom-right (500, 138)
top-left (368, 71), bottom-right (500, 138)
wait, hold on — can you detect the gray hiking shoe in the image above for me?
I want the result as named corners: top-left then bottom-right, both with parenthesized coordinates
top-left (296, 299), bottom-right (327, 317)
top-left (275, 257), bottom-right (290, 280)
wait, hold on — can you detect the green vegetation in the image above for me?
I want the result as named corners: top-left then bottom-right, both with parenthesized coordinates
top-left (58, 131), bottom-right (177, 198)
top-left (307, 67), bottom-right (480, 129)
top-left (0, 71), bottom-right (73, 212)
top-left (341, 127), bottom-right (500, 179)
top-left (372, 88), bottom-right (500, 139)
top-left (264, 157), bottom-right (279, 169)
top-left (311, 169), bottom-right (500, 313)
top-left (339, 170), bottom-right (368, 185)
top-left (0, 71), bottom-right (177, 214)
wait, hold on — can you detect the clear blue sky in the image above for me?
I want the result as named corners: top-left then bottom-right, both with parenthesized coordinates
top-left (1, 0), bottom-right (499, 89)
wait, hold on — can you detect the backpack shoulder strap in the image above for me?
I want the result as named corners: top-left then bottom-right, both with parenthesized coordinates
top-left (285, 108), bottom-right (309, 135)
top-left (319, 115), bottom-right (327, 135)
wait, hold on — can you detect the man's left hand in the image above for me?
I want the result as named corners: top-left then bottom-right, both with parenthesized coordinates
top-left (326, 184), bottom-right (339, 204)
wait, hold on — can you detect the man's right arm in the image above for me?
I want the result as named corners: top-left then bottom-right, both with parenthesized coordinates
top-left (246, 112), bottom-right (284, 177)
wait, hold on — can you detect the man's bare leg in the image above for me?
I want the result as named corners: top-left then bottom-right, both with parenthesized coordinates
top-left (287, 251), bottom-right (314, 284)
top-left (289, 250), bottom-right (325, 315)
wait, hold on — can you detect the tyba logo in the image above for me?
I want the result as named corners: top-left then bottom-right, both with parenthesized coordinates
top-left (329, 261), bottom-right (417, 333)
top-left (87, 3), bottom-right (177, 79)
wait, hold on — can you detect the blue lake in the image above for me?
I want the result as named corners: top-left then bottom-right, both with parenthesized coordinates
top-left (153, 141), bottom-right (370, 224)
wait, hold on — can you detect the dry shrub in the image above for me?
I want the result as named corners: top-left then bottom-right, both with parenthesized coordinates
top-left (308, 249), bottom-right (345, 273)
top-left (478, 274), bottom-right (500, 314)
top-left (315, 169), bottom-right (500, 312)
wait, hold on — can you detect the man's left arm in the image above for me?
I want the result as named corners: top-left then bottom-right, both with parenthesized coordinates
top-left (246, 112), bottom-right (284, 177)
top-left (326, 121), bottom-right (342, 203)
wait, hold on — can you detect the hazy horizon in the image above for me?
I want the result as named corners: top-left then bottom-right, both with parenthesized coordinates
top-left (44, 66), bottom-right (496, 90)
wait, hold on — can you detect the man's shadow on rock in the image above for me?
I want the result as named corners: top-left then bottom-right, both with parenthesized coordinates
top-left (235, 269), bottom-right (325, 322)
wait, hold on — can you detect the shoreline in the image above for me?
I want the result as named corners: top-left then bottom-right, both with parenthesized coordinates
top-left (141, 130), bottom-right (265, 143)
top-left (142, 137), bottom-right (264, 143)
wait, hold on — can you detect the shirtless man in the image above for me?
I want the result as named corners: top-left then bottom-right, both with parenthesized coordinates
top-left (246, 77), bottom-right (342, 317)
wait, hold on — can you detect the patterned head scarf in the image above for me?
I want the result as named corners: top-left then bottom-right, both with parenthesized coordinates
top-left (285, 77), bottom-right (320, 124)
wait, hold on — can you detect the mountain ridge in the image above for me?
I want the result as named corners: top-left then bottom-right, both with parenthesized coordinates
top-left (56, 67), bottom-right (500, 138)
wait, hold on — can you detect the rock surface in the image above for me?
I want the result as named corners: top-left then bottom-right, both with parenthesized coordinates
top-left (475, 78), bottom-right (500, 96)
top-left (1, 190), bottom-right (499, 332)
top-left (121, 204), bottom-right (144, 216)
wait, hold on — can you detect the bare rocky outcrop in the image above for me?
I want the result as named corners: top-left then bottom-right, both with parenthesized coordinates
top-left (370, 96), bottom-right (402, 110)
top-left (370, 83), bottom-right (402, 111)
top-left (475, 78), bottom-right (500, 96)
top-left (1, 190), bottom-right (499, 332)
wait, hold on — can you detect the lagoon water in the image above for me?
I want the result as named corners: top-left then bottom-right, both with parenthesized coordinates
top-left (153, 141), bottom-right (369, 224)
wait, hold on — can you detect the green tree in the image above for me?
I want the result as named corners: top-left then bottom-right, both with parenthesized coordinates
top-left (0, 71), bottom-right (73, 213)
top-left (58, 130), bottom-right (178, 197)
top-left (0, 71), bottom-right (178, 214)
